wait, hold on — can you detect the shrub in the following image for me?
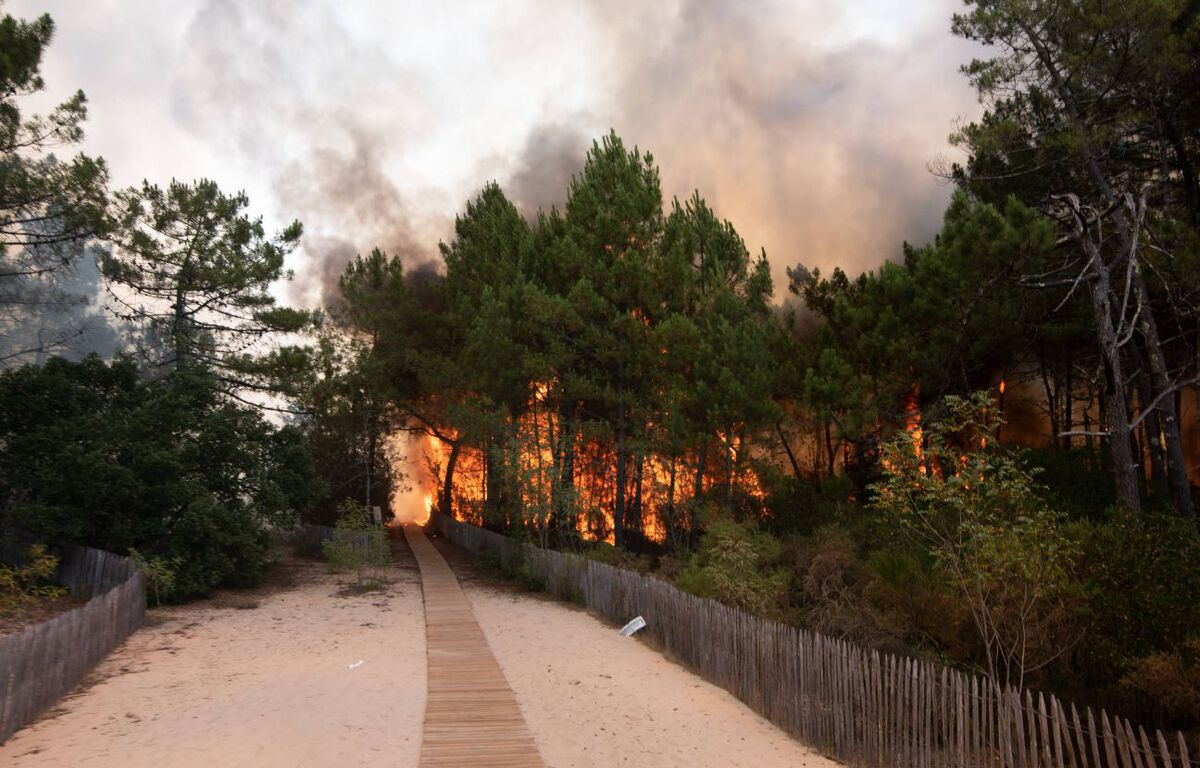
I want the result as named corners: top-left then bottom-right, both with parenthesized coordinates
top-left (872, 392), bottom-right (1082, 689)
top-left (676, 516), bottom-right (790, 617)
top-left (1121, 637), bottom-right (1200, 730)
top-left (583, 542), bottom-right (652, 573)
top-left (322, 500), bottom-right (391, 583)
top-left (1073, 514), bottom-right (1200, 676)
top-left (0, 544), bottom-right (66, 621)
top-left (0, 358), bottom-right (318, 601)
top-left (128, 548), bottom-right (180, 607)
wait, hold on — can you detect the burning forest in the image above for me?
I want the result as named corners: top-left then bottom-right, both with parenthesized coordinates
top-left (5, 0), bottom-right (1200, 760)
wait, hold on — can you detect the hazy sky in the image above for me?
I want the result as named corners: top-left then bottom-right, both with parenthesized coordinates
top-left (13, 0), bottom-right (985, 307)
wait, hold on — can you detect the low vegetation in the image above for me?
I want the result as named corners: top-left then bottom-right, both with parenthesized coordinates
top-left (0, 545), bottom-right (66, 625)
top-left (321, 501), bottom-right (392, 587)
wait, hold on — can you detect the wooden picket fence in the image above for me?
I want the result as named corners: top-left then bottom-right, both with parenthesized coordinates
top-left (289, 523), bottom-right (337, 557)
top-left (430, 511), bottom-right (1195, 768)
top-left (289, 524), bottom-right (390, 561)
top-left (0, 545), bottom-right (145, 743)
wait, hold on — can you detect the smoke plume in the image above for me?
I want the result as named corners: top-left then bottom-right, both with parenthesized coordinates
top-left (173, 0), bottom-right (443, 310)
top-left (165, 0), bottom-right (981, 307)
top-left (564, 0), bottom-right (983, 289)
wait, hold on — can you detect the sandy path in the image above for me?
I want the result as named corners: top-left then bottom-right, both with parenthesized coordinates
top-left (434, 541), bottom-right (841, 768)
top-left (0, 556), bottom-right (427, 767)
top-left (1, 535), bottom-right (840, 767)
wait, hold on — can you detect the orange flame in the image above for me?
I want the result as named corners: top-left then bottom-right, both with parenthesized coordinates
top-left (415, 382), bottom-right (769, 545)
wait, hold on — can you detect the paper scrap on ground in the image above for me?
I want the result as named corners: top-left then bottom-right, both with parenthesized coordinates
top-left (619, 616), bottom-right (646, 637)
top-left (348, 660), bottom-right (364, 670)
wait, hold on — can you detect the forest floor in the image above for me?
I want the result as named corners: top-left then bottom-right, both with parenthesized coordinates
top-left (0, 533), bottom-right (838, 767)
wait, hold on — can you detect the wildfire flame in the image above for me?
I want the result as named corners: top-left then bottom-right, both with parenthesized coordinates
top-left (417, 382), bottom-right (766, 545)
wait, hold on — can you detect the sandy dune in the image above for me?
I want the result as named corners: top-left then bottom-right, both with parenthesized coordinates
top-left (1, 537), bottom-right (838, 767)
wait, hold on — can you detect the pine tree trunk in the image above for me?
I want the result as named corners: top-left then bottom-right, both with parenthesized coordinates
top-left (825, 421), bottom-right (836, 478)
top-left (1039, 341), bottom-right (1061, 443)
top-left (1063, 355), bottom-right (1074, 451)
top-left (1135, 348), bottom-right (1170, 502)
top-left (776, 421), bottom-right (804, 481)
top-left (1134, 289), bottom-right (1195, 517)
top-left (485, 433), bottom-right (503, 527)
top-left (553, 402), bottom-right (576, 537)
top-left (692, 437), bottom-right (707, 535)
top-left (631, 452), bottom-right (644, 540)
top-left (666, 455), bottom-right (677, 546)
top-left (614, 366), bottom-right (626, 548)
top-left (725, 424), bottom-right (735, 510)
top-left (440, 440), bottom-right (461, 519)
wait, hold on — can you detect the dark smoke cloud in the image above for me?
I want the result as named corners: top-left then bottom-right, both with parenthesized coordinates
top-left (512, 0), bottom-right (983, 290)
top-left (173, 0), bottom-right (441, 310)
top-left (170, 0), bottom-right (981, 308)
top-left (276, 130), bottom-right (433, 308)
top-left (404, 261), bottom-right (446, 315)
top-left (503, 123), bottom-right (592, 218)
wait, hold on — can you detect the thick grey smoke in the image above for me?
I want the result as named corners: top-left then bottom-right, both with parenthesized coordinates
top-left (568, 0), bottom-right (982, 289)
top-left (0, 247), bottom-right (122, 368)
top-left (275, 130), bottom-right (433, 308)
top-left (173, 0), bottom-right (442, 309)
top-left (503, 123), bottom-right (592, 218)
top-left (162, 0), bottom-right (980, 305)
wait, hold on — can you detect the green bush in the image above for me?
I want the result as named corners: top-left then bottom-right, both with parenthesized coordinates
top-left (676, 516), bottom-right (790, 617)
top-left (582, 541), bottom-right (652, 573)
top-left (128, 547), bottom-right (180, 607)
top-left (1121, 637), bottom-right (1200, 731)
top-left (0, 544), bottom-right (66, 621)
top-left (1074, 514), bottom-right (1200, 675)
top-left (1025, 447), bottom-right (1116, 522)
top-left (0, 357), bottom-right (319, 602)
top-left (761, 471), bottom-right (862, 537)
top-left (322, 500), bottom-right (391, 583)
top-left (872, 393), bottom-right (1081, 689)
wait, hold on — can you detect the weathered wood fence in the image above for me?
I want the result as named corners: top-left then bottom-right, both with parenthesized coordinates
top-left (289, 524), bottom-right (390, 560)
top-left (430, 511), bottom-right (1194, 768)
top-left (0, 545), bottom-right (145, 743)
top-left (289, 523), bottom-right (337, 557)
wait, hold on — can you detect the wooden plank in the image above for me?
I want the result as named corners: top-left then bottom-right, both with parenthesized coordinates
top-left (1126, 720), bottom-right (1147, 768)
top-left (1086, 707), bottom-right (1103, 768)
top-left (405, 524), bottom-right (544, 768)
top-left (1101, 711), bottom-right (1121, 768)
top-left (1156, 730), bottom-right (1173, 768)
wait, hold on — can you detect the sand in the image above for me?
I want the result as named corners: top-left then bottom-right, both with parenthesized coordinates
top-left (437, 543), bottom-right (840, 768)
top-left (1, 538), bottom-right (839, 767)
top-left (0, 557), bottom-right (428, 767)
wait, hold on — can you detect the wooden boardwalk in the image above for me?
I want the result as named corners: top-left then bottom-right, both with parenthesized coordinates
top-left (403, 524), bottom-right (544, 768)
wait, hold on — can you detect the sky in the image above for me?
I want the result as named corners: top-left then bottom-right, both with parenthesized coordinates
top-left (12, 0), bottom-right (986, 308)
